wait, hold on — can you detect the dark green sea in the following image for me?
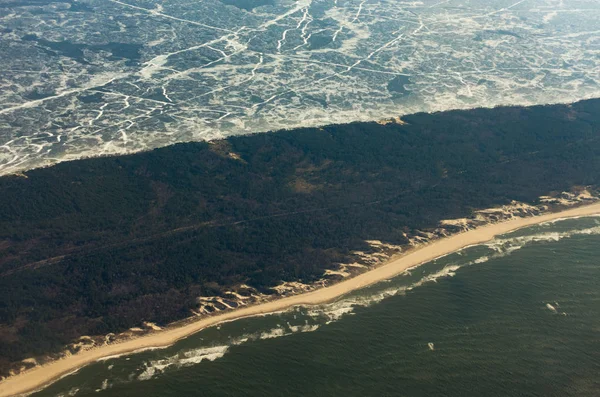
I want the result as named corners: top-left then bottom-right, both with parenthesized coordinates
top-left (33, 216), bottom-right (600, 397)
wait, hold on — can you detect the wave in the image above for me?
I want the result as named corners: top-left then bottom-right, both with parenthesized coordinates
top-left (304, 263), bottom-right (468, 325)
top-left (136, 322), bottom-right (321, 381)
top-left (487, 225), bottom-right (600, 255)
top-left (539, 214), bottom-right (600, 226)
top-left (138, 345), bottom-right (229, 381)
top-left (56, 387), bottom-right (80, 397)
top-left (94, 379), bottom-right (110, 392)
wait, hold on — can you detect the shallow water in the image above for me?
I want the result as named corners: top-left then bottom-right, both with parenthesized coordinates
top-left (34, 216), bottom-right (600, 397)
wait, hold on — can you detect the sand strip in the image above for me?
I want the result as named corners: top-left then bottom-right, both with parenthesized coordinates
top-left (3, 202), bottom-right (600, 397)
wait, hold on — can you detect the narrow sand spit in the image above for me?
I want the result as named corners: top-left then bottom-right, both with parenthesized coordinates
top-left (3, 202), bottom-right (600, 397)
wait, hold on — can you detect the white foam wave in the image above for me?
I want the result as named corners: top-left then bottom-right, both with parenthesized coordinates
top-left (472, 256), bottom-right (490, 264)
top-left (305, 262), bottom-right (470, 325)
top-left (539, 214), bottom-right (600, 226)
top-left (94, 379), bottom-right (110, 392)
top-left (179, 346), bottom-right (229, 366)
top-left (56, 387), bottom-right (80, 397)
top-left (138, 345), bottom-right (229, 381)
top-left (287, 322), bottom-right (320, 333)
top-left (488, 226), bottom-right (600, 255)
top-left (136, 322), bottom-right (322, 381)
top-left (259, 327), bottom-right (287, 340)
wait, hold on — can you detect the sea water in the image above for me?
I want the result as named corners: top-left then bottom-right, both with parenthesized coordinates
top-left (33, 216), bottom-right (600, 397)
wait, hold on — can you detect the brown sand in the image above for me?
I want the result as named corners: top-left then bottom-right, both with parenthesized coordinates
top-left (2, 202), bottom-right (600, 397)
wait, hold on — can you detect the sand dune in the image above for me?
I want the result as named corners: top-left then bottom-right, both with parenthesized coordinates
top-left (2, 202), bottom-right (600, 397)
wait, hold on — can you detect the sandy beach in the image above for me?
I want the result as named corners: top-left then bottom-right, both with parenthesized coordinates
top-left (2, 202), bottom-right (600, 397)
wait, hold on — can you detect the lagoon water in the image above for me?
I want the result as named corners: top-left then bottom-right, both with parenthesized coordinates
top-left (34, 216), bottom-right (600, 397)
top-left (2, 0), bottom-right (600, 175)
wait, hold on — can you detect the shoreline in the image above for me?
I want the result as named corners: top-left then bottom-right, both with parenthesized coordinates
top-left (3, 202), bottom-right (600, 397)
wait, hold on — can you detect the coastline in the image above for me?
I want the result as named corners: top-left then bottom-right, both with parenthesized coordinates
top-left (3, 202), bottom-right (600, 397)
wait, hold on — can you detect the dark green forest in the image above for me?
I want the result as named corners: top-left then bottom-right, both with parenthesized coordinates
top-left (1, 99), bottom-right (600, 374)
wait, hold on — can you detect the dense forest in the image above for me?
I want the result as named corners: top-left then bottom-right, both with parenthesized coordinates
top-left (1, 98), bottom-right (600, 375)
